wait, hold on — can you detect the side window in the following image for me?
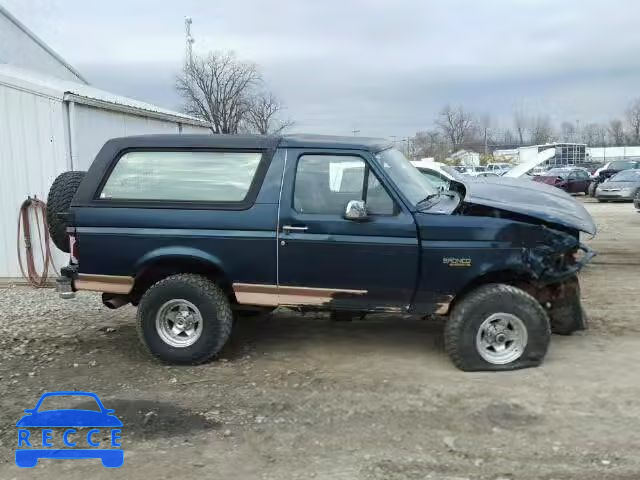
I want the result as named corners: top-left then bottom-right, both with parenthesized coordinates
top-left (100, 151), bottom-right (263, 202)
top-left (294, 154), bottom-right (395, 215)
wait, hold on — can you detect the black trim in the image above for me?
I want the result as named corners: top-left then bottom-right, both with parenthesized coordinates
top-left (74, 143), bottom-right (277, 211)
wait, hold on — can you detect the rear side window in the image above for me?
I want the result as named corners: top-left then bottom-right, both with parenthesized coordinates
top-left (100, 151), bottom-right (262, 202)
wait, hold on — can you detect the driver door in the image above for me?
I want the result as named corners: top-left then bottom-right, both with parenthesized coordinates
top-left (277, 149), bottom-right (419, 311)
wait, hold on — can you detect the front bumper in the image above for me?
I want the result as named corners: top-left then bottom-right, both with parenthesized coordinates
top-left (596, 190), bottom-right (635, 200)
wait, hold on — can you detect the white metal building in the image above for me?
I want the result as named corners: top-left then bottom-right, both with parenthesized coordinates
top-left (449, 150), bottom-right (481, 166)
top-left (588, 146), bottom-right (640, 163)
top-left (0, 64), bottom-right (210, 278)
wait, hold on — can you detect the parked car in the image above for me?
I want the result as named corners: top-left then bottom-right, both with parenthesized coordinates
top-left (595, 169), bottom-right (640, 202)
top-left (486, 163), bottom-right (511, 175)
top-left (457, 165), bottom-right (489, 176)
top-left (589, 159), bottom-right (640, 196)
top-left (48, 134), bottom-right (595, 372)
top-left (533, 167), bottom-right (591, 194)
top-left (411, 160), bottom-right (458, 187)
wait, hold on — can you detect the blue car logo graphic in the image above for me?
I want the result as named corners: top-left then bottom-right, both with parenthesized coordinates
top-left (16, 391), bottom-right (123, 468)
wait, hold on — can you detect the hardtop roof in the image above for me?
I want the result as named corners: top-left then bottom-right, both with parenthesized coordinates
top-left (103, 133), bottom-right (392, 152)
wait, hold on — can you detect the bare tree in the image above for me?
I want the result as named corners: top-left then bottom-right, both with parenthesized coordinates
top-left (502, 128), bottom-right (517, 146)
top-left (581, 123), bottom-right (607, 146)
top-left (479, 114), bottom-right (494, 156)
top-left (626, 98), bottom-right (640, 144)
top-left (176, 51), bottom-right (261, 134)
top-left (513, 108), bottom-right (529, 145)
top-left (436, 105), bottom-right (476, 150)
top-left (608, 119), bottom-right (626, 146)
top-left (560, 121), bottom-right (577, 143)
top-left (245, 92), bottom-right (294, 135)
top-left (411, 129), bottom-right (450, 162)
top-left (530, 115), bottom-right (555, 144)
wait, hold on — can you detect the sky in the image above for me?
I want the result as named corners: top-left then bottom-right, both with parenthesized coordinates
top-left (3, 0), bottom-right (640, 139)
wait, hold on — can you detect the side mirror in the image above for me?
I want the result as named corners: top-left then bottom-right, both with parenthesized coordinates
top-left (344, 200), bottom-right (367, 221)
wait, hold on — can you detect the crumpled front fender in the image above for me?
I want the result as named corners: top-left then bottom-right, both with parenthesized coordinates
top-left (521, 228), bottom-right (596, 284)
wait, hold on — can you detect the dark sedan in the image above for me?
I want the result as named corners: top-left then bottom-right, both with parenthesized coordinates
top-left (532, 167), bottom-right (591, 194)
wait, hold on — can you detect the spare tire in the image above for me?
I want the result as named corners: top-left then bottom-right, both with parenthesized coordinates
top-left (46, 171), bottom-right (86, 252)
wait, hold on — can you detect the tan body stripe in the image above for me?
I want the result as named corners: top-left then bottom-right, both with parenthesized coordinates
top-left (75, 274), bottom-right (134, 295)
top-left (233, 283), bottom-right (366, 306)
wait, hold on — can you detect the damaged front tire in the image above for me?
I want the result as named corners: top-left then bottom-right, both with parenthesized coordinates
top-left (444, 284), bottom-right (551, 372)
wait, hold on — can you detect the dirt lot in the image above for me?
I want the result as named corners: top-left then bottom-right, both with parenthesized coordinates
top-left (1, 198), bottom-right (639, 480)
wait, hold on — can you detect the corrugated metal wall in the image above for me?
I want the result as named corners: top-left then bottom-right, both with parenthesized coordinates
top-left (1, 85), bottom-right (210, 278)
top-left (73, 104), bottom-right (184, 169)
top-left (0, 84), bottom-right (69, 278)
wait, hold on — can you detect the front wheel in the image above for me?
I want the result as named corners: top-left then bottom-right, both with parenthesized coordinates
top-left (136, 274), bottom-right (233, 364)
top-left (444, 284), bottom-right (550, 371)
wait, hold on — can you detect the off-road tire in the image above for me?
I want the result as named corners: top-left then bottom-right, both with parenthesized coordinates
top-left (444, 284), bottom-right (551, 372)
top-left (46, 171), bottom-right (86, 252)
top-left (136, 274), bottom-right (233, 364)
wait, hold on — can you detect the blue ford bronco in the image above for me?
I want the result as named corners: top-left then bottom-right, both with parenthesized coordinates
top-left (47, 134), bottom-right (596, 371)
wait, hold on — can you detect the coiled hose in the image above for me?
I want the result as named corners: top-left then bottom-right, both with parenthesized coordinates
top-left (17, 197), bottom-right (58, 287)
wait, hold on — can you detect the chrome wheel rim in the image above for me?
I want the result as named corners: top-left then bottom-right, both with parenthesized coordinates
top-left (155, 299), bottom-right (203, 348)
top-left (475, 313), bottom-right (528, 365)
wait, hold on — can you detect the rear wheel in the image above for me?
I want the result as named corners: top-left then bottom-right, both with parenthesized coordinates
top-left (444, 284), bottom-right (550, 371)
top-left (46, 171), bottom-right (86, 252)
top-left (136, 274), bottom-right (233, 364)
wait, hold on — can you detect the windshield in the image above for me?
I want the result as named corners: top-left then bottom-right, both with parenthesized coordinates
top-left (609, 160), bottom-right (637, 170)
top-left (375, 148), bottom-right (437, 205)
top-left (610, 169), bottom-right (640, 182)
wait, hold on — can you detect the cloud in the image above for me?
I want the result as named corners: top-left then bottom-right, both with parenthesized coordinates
top-left (4, 0), bottom-right (640, 137)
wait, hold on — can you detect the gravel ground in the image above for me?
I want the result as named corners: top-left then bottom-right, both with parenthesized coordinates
top-left (1, 198), bottom-right (639, 479)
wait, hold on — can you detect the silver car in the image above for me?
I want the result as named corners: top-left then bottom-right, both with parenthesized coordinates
top-left (595, 169), bottom-right (640, 202)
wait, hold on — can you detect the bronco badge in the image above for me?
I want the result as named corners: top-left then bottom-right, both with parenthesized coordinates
top-left (442, 257), bottom-right (472, 267)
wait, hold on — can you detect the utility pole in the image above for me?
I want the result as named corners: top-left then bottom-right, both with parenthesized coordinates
top-left (352, 128), bottom-right (360, 136)
top-left (185, 17), bottom-right (195, 67)
top-left (484, 126), bottom-right (488, 157)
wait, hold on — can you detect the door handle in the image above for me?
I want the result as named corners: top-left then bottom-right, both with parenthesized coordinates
top-left (282, 225), bottom-right (308, 232)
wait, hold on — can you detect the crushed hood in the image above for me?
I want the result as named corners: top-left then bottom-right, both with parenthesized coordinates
top-left (503, 147), bottom-right (556, 178)
top-left (462, 177), bottom-right (597, 235)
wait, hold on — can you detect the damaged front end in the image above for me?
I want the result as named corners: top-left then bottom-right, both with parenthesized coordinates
top-left (519, 228), bottom-right (596, 334)
top-left (450, 189), bottom-right (597, 334)
top-left (522, 227), bottom-right (596, 284)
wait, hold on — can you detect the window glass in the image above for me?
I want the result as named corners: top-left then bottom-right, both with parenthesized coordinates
top-left (100, 151), bottom-right (262, 202)
top-left (294, 155), bottom-right (394, 215)
top-left (366, 171), bottom-right (395, 215)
